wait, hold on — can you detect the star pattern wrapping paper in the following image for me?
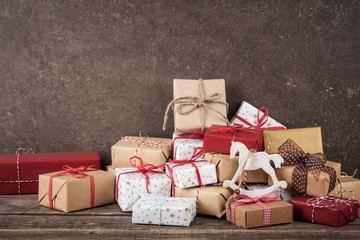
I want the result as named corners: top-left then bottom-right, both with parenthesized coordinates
top-left (115, 168), bottom-right (172, 212)
top-left (165, 161), bottom-right (217, 188)
top-left (132, 194), bottom-right (197, 226)
top-left (173, 138), bottom-right (204, 160)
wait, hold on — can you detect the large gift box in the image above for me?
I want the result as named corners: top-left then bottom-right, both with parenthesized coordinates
top-left (329, 177), bottom-right (360, 202)
top-left (205, 152), bottom-right (268, 183)
top-left (203, 124), bottom-right (263, 154)
top-left (163, 79), bottom-right (229, 134)
top-left (230, 101), bottom-right (286, 130)
top-left (0, 151), bottom-right (101, 194)
top-left (38, 166), bottom-right (114, 213)
top-left (111, 136), bottom-right (172, 168)
top-left (132, 194), bottom-right (197, 227)
top-left (115, 167), bottom-right (171, 212)
top-left (172, 132), bottom-right (204, 160)
top-left (291, 195), bottom-right (358, 227)
top-left (174, 185), bottom-right (233, 217)
top-left (226, 193), bottom-right (293, 228)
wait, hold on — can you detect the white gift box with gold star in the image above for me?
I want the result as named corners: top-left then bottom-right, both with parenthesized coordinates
top-left (115, 168), bottom-right (172, 212)
top-left (165, 161), bottom-right (217, 188)
top-left (132, 194), bottom-right (196, 226)
top-left (230, 101), bottom-right (286, 128)
top-left (172, 133), bottom-right (204, 160)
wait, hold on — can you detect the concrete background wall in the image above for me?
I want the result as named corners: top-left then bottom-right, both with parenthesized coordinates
top-left (0, 0), bottom-right (358, 174)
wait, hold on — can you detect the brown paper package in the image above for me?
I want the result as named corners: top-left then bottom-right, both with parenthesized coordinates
top-left (268, 161), bottom-right (341, 197)
top-left (106, 165), bottom-right (115, 173)
top-left (173, 79), bottom-right (228, 134)
top-left (205, 152), bottom-right (268, 183)
top-left (111, 137), bottom-right (172, 168)
top-left (226, 200), bottom-right (293, 228)
top-left (38, 170), bottom-right (115, 213)
top-left (329, 177), bottom-right (360, 202)
top-left (174, 185), bottom-right (232, 217)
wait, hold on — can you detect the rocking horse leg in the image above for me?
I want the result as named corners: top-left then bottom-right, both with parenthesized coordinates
top-left (223, 153), bottom-right (248, 190)
top-left (262, 162), bottom-right (279, 185)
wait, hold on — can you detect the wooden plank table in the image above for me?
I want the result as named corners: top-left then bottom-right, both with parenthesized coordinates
top-left (0, 195), bottom-right (359, 239)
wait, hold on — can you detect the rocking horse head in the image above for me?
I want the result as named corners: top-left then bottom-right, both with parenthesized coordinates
top-left (229, 141), bottom-right (249, 159)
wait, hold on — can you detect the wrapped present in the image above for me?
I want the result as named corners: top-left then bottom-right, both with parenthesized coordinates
top-left (132, 194), bottom-right (197, 227)
top-left (203, 124), bottom-right (263, 154)
top-left (172, 132), bottom-right (204, 160)
top-left (244, 184), bottom-right (299, 202)
top-left (175, 185), bottom-right (232, 217)
top-left (163, 79), bottom-right (229, 134)
top-left (38, 166), bottom-right (114, 213)
top-left (0, 149), bottom-right (101, 194)
top-left (111, 135), bottom-right (172, 168)
top-left (106, 165), bottom-right (115, 173)
top-left (329, 176), bottom-right (360, 202)
top-left (291, 194), bottom-right (358, 227)
top-left (225, 193), bottom-right (293, 229)
top-left (268, 139), bottom-right (340, 196)
top-left (263, 127), bottom-right (323, 154)
top-left (115, 158), bottom-right (171, 212)
top-left (205, 152), bottom-right (268, 183)
top-left (230, 101), bottom-right (286, 130)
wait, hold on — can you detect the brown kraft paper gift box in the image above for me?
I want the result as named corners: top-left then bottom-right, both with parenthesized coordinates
top-left (174, 185), bottom-right (232, 217)
top-left (38, 170), bottom-right (114, 213)
top-left (173, 79), bottom-right (228, 134)
top-left (111, 137), bottom-right (172, 168)
top-left (205, 152), bottom-right (268, 183)
top-left (226, 201), bottom-right (293, 228)
top-left (329, 177), bottom-right (360, 202)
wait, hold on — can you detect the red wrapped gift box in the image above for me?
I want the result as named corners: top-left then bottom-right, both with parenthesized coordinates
top-left (0, 151), bottom-right (101, 194)
top-left (291, 195), bottom-right (358, 227)
top-left (203, 124), bottom-right (263, 154)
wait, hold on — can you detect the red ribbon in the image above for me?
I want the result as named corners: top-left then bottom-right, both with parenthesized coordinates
top-left (235, 107), bottom-right (286, 130)
top-left (48, 165), bottom-right (97, 209)
top-left (171, 132), bottom-right (204, 158)
top-left (115, 156), bottom-right (166, 203)
top-left (166, 147), bottom-right (206, 197)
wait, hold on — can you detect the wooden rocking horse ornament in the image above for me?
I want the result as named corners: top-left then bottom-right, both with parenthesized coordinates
top-left (223, 141), bottom-right (288, 198)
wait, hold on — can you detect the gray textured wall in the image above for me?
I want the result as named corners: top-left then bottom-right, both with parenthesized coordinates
top-left (0, 0), bottom-right (359, 174)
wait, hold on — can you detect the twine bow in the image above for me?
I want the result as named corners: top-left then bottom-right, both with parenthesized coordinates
top-left (162, 79), bottom-right (229, 133)
top-left (278, 139), bottom-right (336, 194)
top-left (235, 107), bottom-right (286, 130)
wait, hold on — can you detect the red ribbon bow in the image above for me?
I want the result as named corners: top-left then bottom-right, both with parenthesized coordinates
top-left (230, 193), bottom-right (278, 226)
top-left (48, 165), bottom-right (97, 209)
top-left (235, 107), bottom-right (286, 130)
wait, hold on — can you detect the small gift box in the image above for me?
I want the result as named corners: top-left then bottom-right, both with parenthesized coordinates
top-left (163, 79), bottom-right (229, 134)
top-left (115, 159), bottom-right (172, 212)
top-left (175, 185), bottom-right (233, 217)
top-left (203, 124), bottom-right (263, 154)
top-left (172, 132), bottom-right (204, 160)
top-left (268, 139), bottom-right (341, 196)
top-left (226, 193), bottom-right (293, 229)
top-left (205, 152), bottom-right (268, 183)
top-left (230, 101), bottom-right (286, 130)
top-left (111, 135), bottom-right (172, 168)
top-left (291, 195), bottom-right (359, 227)
top-left (244, 184), bottom-right (299, 203)
top-left (1, 150), bottom-right (101, 194)
top-left (329, 177), bottom-right (360, 202)
top-left (38, 166), bottom-right (114, 213)
top-left (132, 194), bottom-right (197, 227)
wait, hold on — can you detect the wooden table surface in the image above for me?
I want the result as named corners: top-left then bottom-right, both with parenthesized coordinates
top-left (0, 195), bottom-right (359, 239)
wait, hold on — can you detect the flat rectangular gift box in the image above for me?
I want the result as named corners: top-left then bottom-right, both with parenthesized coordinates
top-left (0, 151), bottom-right (101, 194)
top-left (172, 133), bottom-right (204, 160)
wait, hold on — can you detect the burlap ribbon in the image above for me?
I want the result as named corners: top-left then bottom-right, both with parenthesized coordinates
top-left (278, 139), bottom-right (336, 194)
top-left (162, 78), bottom-right (229, 133)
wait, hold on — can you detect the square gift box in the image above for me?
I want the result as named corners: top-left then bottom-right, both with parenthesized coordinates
top-left (132, 194), bottom-right (197, 227)
top-left (115, 168), bottom-right (172, 212)
top-left (172, 132), bottom-right (204, 160)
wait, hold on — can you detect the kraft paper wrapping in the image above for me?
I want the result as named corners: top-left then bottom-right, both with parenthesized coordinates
top-left (173, 137), bottom-right (204, 160)
top-left (111, 137), bottom-right (172, 168)
top-left (175, 185), bottom-right (232, 217)
top-left (38, 170), bottom-right (114, 213)
top-left (173, 79), bottom-right (228, 134)
top-left (268, 161), bottom-right (341, 197)
top-left (205, 153), bottom-right (268, 183)
top-left (115, 168), bottom-right (172, 212)
top-left (263, 127), bottom-right (323, 154)
top-left (165, 161), bottom-right (217, 188)
top-left (226, 200), bottom-right (293, 228)
top-left (329, 177), bottom-right (360, 202)
top-left (106, 165), bottom-right (115, 173)
top-left (132, 194), bottom-right (197, 227)
top-left (243, 184), bottom-right (299, 203)
top-left (230, 101), bottom-right (286, 129)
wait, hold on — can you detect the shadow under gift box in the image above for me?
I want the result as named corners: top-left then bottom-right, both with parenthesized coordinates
top-left (38, 170), bottom-right (114, 213)
top-left (0, 151), bottom-right (101, 194)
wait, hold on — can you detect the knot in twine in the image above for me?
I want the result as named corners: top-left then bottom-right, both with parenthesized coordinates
top-left (162, 79), bottom-right (229, 133)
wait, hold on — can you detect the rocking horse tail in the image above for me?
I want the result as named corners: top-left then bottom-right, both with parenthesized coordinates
top-left (269, 154), bottom-right (284, 168)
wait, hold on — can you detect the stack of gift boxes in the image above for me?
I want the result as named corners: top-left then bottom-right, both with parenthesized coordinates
top-left (0, 79), bottom-right (359, 228)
